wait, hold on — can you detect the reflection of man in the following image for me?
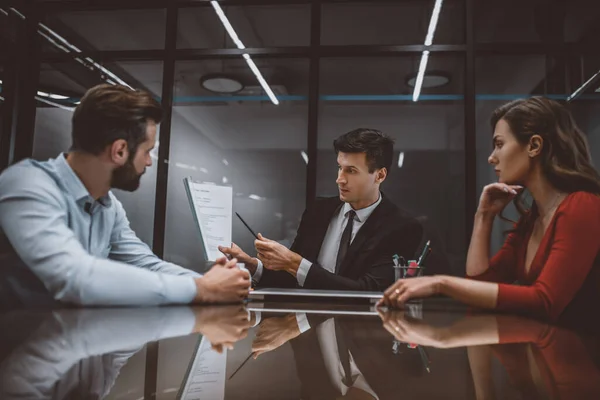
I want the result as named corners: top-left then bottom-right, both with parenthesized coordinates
top-left (220, 128), bottom-right (422, 291)
top-left (0, 84), bottom-right (249, 306)
top-left (252, 312), bottom-right (378, 400)
top-left (0, 306), bottom-right (252, 400)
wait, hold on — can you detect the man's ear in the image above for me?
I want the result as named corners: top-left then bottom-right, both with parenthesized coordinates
top-left (528, 135), bottom-right (543, 158)
top-left (375, 167), bottom-right (387, 184)
top-left (110, 139), bottom-right (129, 166)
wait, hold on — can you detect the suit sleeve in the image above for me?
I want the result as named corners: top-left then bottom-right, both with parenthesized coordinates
top-left (256, 206), bottom-right (313, 288)
top-left (302, 217), bottom-right (423, 291)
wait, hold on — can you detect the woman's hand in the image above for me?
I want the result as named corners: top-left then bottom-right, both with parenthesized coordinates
top-left (377, 276), bottom-right (443, 308)
top-left (378, 310), bottom-right (446, 348)
top-left (477, 183), bottom-right (523, 216)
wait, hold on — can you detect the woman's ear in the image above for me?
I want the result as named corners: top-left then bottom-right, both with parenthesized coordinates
top-left (528, 135), bottom-right (543, 158)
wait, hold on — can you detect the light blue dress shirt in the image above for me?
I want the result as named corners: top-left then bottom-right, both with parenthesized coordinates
top-left (252, 194), bottom-right (382, 286)
top-left (0, 154), bottom-right (200, 306)
top-left (0, 307), bottom-right (197, 399)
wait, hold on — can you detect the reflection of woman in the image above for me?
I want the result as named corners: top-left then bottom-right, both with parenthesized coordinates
top-left (469, 323), bottom-right (600, 400)
top-left (380, 97), bottom-right (600, 324)
top-left (379, 311), bottom-right (600, 399)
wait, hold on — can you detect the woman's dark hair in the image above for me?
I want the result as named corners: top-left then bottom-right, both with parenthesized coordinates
top-left (333, 128), bottom-right (395, 173)
top-left (491, 96), bottom-right (600, 230)
top-left (71, 84), bottom-right (163, 155)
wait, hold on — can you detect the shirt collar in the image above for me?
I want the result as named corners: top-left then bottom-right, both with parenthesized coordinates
top-left (342, 192), bottom-right (382, 223)
top-left (53, 153), bottom-right (112, 208)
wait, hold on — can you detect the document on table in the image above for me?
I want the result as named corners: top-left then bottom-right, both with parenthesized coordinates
top-left (178, 336), bottom-right (227, 400)
top-left (184, 178), bottom-right (233, 261)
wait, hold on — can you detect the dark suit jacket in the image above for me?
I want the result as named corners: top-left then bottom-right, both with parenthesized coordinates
top-left (290, 315), bottom-right (344, 400)
top-left (257, 194), bottom-right (423, 291)
top-left (289, 314), bottom-right (425, 400)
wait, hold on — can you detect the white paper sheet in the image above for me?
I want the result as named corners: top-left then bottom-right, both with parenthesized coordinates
top-left (179, 336), bottom-right (227, 400)
top-left (185, 179), bottom-right (233, 261)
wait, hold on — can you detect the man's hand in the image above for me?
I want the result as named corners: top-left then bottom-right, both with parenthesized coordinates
top-left (252, 314), bottom-right (302, 358)
top-left (193, 305), bottom-right (253, 353)
top-left (218, 243), bottom-right (258, 274)
top-left (254, 234), bottom-right (302, 276)
top-left (194, 257), bottom-right (250, 304)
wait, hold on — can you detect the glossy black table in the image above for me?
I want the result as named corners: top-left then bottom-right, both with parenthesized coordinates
top-left (1, 298), bottom-right (599, 400)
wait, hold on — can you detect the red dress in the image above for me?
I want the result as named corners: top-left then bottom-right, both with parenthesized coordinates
top-left (470, 191), bottom-right (600, 323)
top-left (494, 316), bottom-right (600, 399)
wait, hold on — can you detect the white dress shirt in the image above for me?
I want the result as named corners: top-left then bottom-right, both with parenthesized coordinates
top-left (317, 318), bottom-right (379, 399)
top-left (252, 194), bottom-right (382, 286)
top-left (251, 313), bottom-right (378, 398)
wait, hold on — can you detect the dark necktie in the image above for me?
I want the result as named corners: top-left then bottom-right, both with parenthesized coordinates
top-left (334, 319), bottom-right (354, 387)
top-left (335, 210), bottom-right (356, 274)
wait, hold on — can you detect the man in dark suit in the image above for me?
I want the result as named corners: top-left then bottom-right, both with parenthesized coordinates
top-left (219, 128), bottom-right (422, 292)
top-left (251, 312), bottom-right (426, 400)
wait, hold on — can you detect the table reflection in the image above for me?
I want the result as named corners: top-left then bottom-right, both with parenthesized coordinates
top-left (0, 301), bottom-right (598, 399)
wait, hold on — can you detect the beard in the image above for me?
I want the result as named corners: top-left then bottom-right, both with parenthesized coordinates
top-left (110, 158), bottom-right (144, 192)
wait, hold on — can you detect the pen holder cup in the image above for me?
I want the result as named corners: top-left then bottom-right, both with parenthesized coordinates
top-left (393, 261), bottom-right (426, 281)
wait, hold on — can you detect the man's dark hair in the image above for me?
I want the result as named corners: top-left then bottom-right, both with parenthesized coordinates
top-left (333, 128), bottom-right (395, 173)
top-left (71, 84), bottom-right (163, 155)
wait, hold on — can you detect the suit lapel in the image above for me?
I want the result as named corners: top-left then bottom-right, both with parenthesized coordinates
top-left (337, 195), bottom-right (395, 275)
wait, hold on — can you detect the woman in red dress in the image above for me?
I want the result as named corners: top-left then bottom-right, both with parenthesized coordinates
top-left (379, 97), bottom-right (600, 323)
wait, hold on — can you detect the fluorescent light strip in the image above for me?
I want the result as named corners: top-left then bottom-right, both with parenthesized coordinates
top-left (413, 0), bottom-right (444, 102)
top-left (567, 69), bottom-right (600, 102)
top-left (413, 51), bottom-right (430, 102)
top-left (43, 29), bottom-right (133, 88)
top-left (38, 30), bottom-right (72, 53)
top-left (424, 0), bottom-right (444, 46)
top-left (210, 1), bottom-right (279, 105)
top-left (7, 7), bottom-right (24, 19)
top-left (35, 95), bottom-right (75, 111)
top-left (301, 151), bottom-right (309, 164)
top-left (210, 1), bottom-right (245, 49)
top-left (397, 152), bottom-right (405, 168)
top-left (37, 91), bottom-right (69, 100)
top-left (7, 7), bottom-right (132, 90)
top-left (243, 54), bottom-right (280, 105)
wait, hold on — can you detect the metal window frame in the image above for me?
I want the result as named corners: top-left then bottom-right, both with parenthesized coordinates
top-left (5, 0), bottom-right (600, 396)
top-left (7, 1), bottom-right (598, 282)
top-left (7, 0), bottom-right (584, 269)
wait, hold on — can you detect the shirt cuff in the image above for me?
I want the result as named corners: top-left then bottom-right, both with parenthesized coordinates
top-left (156, 307), bottom-right (198, 339)
top-left (295, 313), bottom-right (311, 333)
top-left (252, 258), bottom-right (263, 285)
top-left (251, 311), bottom-right (262, 327)
top-left (296, 258), bottom-right (312, 287)
top-left (161, 275), bottom-right (198, 304)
